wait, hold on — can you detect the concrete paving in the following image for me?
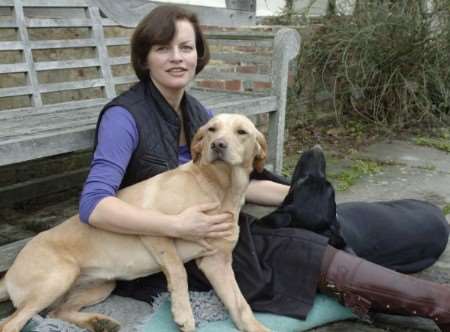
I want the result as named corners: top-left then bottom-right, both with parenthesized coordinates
top-left (338, 140), bottom-right (450, 207)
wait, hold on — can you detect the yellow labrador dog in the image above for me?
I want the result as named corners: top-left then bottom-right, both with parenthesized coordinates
top-left (0, 114), bottom-right (270, 332)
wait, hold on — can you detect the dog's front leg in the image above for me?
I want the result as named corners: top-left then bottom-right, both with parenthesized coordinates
top-left (196, 253), bottom-right (270, 332)
top-left (140, 237), bottom-right (195, 332)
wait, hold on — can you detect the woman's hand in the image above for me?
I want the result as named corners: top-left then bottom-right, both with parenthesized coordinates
top-left (173, 203), bottom-right (234, 245)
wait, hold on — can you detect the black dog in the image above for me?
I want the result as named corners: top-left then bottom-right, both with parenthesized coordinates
top-left (258, 146), bottom-right (449, 273)
top-left (258, 145), bottom-right (346, 249)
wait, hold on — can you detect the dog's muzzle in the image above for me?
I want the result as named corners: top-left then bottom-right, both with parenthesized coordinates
top-left (210, 138), bottom-right (228, 160)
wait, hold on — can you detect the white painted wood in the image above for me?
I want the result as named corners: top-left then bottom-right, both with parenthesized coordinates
top-left (89, 6), bottom-right (115, 98)
top-left (198, 69), bottom-right (271, 83)
top-left (0, 62), bottom-right (28, 74)
top-left (0, 41), bottom-right (23, 50)
top-left (34, 59), bottom-right (100, 71)
top-left (113, 75), bottom-right (138, 85)
top-left (30, 39), bottom-right (97, 49)
top-left (14, 0), bottom-right (42, 106)
top-left (0, 18), bottom-right (16, 28)
top-left (22, 0), bottom-right (88, 6)
top-left (269, 28), bottom-right (301, 173)
top-left (26, 18), bottom-right (92, 27)
top-left (0, 86), bottom-right (33, 98)
top-left (38, 78), bottom-right (106, 93)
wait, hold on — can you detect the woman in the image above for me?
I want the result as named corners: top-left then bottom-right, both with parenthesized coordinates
top-left (79, 5), bottom-right (450, 330)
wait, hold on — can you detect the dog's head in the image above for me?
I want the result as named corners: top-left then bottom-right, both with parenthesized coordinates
top-left (259, 145), bottom-right (346, 249)
top-left (291, 144), bottom-right (326, 182)
top-left (286, 145), bottom-right (336, 228)
top-left (191, 114), bottom-right (267, 173)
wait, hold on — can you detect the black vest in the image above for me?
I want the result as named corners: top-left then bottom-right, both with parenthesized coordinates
top-left (95, 80), bottom-right (210, 188)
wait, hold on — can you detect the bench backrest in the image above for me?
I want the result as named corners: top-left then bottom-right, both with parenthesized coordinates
top-left (0, 0), bottom-right (297, 110)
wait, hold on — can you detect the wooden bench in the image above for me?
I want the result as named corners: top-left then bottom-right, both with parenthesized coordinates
top-left (0, 0), bottom-right (300, 274)
top-left (0, 0), bottom-right (300, 173)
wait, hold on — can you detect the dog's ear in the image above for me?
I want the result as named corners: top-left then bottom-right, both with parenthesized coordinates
top-left (191, 124), bottom-right (207, 163)
top-left (253, 130), bottom-right (268, 172)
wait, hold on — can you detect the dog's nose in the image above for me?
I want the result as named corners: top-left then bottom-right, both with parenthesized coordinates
top-left (211, 138), bottom-right (228, 151)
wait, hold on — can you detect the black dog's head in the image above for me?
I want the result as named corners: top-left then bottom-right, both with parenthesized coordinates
top-left (259, 145), bottom-right (346, 248)
top-left (291, 144), bottom-right (327, 183)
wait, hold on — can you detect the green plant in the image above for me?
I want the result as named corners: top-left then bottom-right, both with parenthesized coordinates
top-left (329, 159), bottom-right (382, 191)
top-left (297, 0), bottom-right (450, 129)
top-left (415, 137), bottom-right (450, 152)
top-left (443, 203), bottom-right (450, 216)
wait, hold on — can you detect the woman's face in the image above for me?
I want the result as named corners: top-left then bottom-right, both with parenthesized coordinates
top-left (147, 19), bottom-right (198, 94)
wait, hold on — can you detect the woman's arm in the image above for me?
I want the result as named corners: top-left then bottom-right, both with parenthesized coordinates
top-left (245, 179), bottom-right (289, 206)
top-left (90, 197), bottom-right (231, 240)
top-left (80, 107), bottom-right (232, 241)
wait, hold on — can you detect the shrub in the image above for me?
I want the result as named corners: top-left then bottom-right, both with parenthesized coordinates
top-left (297, 0), bottom-right (450, 129)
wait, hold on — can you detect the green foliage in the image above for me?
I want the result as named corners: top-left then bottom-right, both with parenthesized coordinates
top-left (297, 0), bottom-right (450, 129)
top-left (329, 159), bottom-right (382, 191)
top-left (443, 203), bottom-right (450, 216)
top-left (414, 137), bottom-right (450, 153)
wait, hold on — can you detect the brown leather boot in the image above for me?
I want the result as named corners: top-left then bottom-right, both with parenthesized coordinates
top-left (318, 247), bottom-right (450, 331)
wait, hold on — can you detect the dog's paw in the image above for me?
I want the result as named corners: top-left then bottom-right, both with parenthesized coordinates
top-left (174, 316), bottom-right (196, 332)
top-left (90, 317), bottom-right (121, 332)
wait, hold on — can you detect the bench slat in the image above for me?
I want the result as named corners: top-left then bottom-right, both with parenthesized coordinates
top-left (0, 94), bottom-right (277, 141)
top-left (0, 114), bottom-right (99, 140)
top-left (109, 56), bottom-right (131, 66)
top-left (0, 63), bottom-right (28, 74)
top-left (207, 38), bottom-right (273, 48)
top-left (0, 98), bottom-right (108, 120)
top-left (22, 0), bottom-right (88, 7)
top-left (31, 38), bottom-right (96, 49)
top-left (0, 19), bottom-right (16, 28)
top-left (113, 75), bottom-right (137, 85)
top-left (205, 31), bottom-right (276, 40)
top-left (0, 41), bottom-right (23, 51)
top-left (100, 18), bottom-right (120, 27)
top-left (213, 96), bottom-right (277, 115)
top-left (26, 18), bottom-right (92, 28)
top-left (38, 78), bottom-right (106, 93)
top-left (104, 37), bottom-right (131, 46)
top-left (0, 125), bottom-right (97, 166)
top-left (212, 52), bottom-right (271, 64)
top-left (35, 59), bottom-right (100, 71)
top-left (198, 69), bottom-right (271, 83)
top-left (0, 0), bottom-right (88, 6)
top-left (0, 85), bottom-right (32, 98)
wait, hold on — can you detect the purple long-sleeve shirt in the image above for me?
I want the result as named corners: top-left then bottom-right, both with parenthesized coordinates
top-left (79, 106), bottom-right (208, 223)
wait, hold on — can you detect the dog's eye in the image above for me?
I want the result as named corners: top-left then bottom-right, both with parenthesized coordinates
top-left (208, 127), bottom-right (216, 132)
top-left (237, 129), bottom-right (248, 135)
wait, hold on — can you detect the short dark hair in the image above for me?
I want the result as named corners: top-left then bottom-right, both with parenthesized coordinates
top-left (131, 5), bottom-right (210, 82)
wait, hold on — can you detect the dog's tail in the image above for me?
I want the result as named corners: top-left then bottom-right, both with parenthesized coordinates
top-left (0, 276), bottom-right (9, 302)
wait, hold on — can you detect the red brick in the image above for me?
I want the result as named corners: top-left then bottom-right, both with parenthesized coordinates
top-left (237, 65), bottom-right (257, 74)
top-left (253, 81), bottom-right (272, 90)
top-left (225, 80), bottom-right (242, 92)
top-left (197, 80), bottom-right (225, 90)
top-left (235, 46), bottom-right (257, 53)
top-left (288, 73), bottom-right (296, 86)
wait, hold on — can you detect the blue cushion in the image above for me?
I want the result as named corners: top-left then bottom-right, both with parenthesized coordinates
top-left (143, 294), bottom-right (355, 332)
